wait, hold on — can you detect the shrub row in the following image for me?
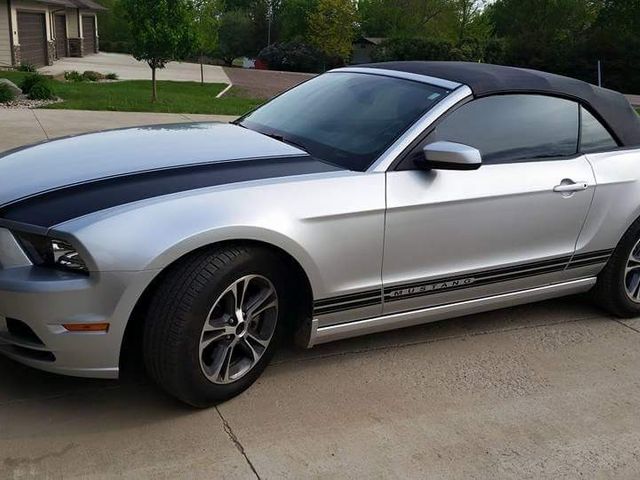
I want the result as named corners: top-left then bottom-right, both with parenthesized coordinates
top-left (64, 70), bottom-right (119, 82)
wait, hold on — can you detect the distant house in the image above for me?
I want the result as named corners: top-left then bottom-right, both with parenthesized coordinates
top-left (0, 0), bottom-right (106, 68)
top-left (351, 37), bottom-right (386, 65)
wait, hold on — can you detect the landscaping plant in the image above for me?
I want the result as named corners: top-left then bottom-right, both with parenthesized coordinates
top-left (82, 71), bottom-right (104, 81)
top-left (0, 83), bottom-right (15, 103)
top-left (17, 63), bottom-right (37, 73)
top-left (64, 70), bottom-right (85, 82)
top-left (27, 82), bottom-right (55, 101)
top-left (20, 73), bottom-right (47, 95)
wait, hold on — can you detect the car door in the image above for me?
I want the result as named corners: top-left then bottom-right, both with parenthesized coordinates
top-left (382, 94), bottom-right (596, 315)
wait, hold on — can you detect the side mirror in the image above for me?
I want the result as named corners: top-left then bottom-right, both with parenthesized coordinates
top-left (418, 141), bottom-right (482, 171)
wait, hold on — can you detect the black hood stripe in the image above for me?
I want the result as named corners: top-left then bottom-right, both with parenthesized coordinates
top-left (0, 156), bottom-right (340, 228)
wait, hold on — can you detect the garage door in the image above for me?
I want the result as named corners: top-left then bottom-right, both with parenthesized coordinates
top-left (55, 15), bottom-right (66, 58)
top-left (17, 12), bottom-right (47, 67)
top-left (82, 16), bottom-right (95, 55)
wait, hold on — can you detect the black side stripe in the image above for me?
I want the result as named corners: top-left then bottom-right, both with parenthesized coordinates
top-left (313, 289), bottom-right (381, 315)
top-left (571, 249), bottom-right (614, 261)
top-left (314, 249), bottom-right (614, 315)
top-left (313, 289), bottom-right (381, 308)
top-left (314, 298), bottom-right (382, 316)
top-left (0, 156), bottom-right (340, 228)
top-left (384, 255), bottom-right (574, 295)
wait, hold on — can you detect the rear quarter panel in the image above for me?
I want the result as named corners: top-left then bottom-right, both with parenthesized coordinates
top-left (577, 149), bottom-right (640, 253)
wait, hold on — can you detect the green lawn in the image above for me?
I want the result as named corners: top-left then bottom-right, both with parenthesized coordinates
top-left (0, 71), bottom-right (264, 116)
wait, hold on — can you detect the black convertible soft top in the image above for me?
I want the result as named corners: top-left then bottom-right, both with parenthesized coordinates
top-left (361, 61), bottom-right (640, 147)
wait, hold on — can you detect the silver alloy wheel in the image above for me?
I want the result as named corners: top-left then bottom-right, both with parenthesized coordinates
top-left (625, 238), bottom-right (640, 303)
top-left (199, 274), bottom-right (278, 384)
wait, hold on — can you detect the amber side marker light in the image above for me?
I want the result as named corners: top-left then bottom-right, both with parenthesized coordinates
top-left (63, 323), bottom-right (110, 333)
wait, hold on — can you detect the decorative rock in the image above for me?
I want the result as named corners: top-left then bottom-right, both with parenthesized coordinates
top-left (0, 78), bottom-right (22, 96)
top-left (0, 95), bottom-right (62, 109)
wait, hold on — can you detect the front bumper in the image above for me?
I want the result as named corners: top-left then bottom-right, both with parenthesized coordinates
top-left (0, 265), bottom-right (157, 379)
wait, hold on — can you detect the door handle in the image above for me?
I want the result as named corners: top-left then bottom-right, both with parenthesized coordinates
top-left (553, 181), bottom-right (589, 193)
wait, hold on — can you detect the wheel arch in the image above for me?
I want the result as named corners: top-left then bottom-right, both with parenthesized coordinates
top-left (118, 239), bottom-right (314, 373)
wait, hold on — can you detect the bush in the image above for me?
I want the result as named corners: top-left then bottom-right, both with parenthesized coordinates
top-left (372, 38), bottom-right (457, 63)
top-left (82, 70), bottom-right (104, 81)
top-left (105, 72), bottom-right (119, 80)
top-left (257, 41), bottom-right (324, 73)
top-left (371, 37), bottom-right (508, 65)
top-left (64, 70), bottom-right (84, 82)
top-left (0, 83), bottom-right (15, 103)
top-left (17, 63), bottom-right (37, 72)
top-left (28, 81), bottom-right (55, 100)
top-left (20, 73), bottom-right (47, 94)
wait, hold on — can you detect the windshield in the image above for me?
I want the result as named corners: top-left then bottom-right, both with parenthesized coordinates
top-left (239, 72), bottom-right (451, 171)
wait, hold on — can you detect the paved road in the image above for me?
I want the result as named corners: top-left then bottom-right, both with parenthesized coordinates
top-left (40, 52), bottom-right (230, 85)
top-left (0, 109), bottom-right (236, 153)
top-left (2, 109), bottom-right (640, 478)
top-left (626, 95), bottom-right (640, 107)
top-left (224, 67), bottom-right (314, 98)
top-left (2, 298), bottom-right (640, 478)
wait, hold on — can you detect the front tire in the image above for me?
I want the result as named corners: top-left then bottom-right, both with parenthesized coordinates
top-left (594, 219), bottom-right (640, 318)
top-left (143, 246), bottom-right (288, 407)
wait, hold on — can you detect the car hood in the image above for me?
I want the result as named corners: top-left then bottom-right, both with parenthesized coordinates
top-left (0, 122), bottom-right (305, 208)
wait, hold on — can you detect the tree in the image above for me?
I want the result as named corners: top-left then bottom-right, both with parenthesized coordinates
top-left (454, 0), bottom-right (486, 44)
top-left (279, 0), bottom-right (317, 41)
top-left (96, 0), bottom-right (132, 53)
top-left (220, 0), bottom-right (282, 51)
top-left (489, 0), bottom-right (598, 75)
top-left (121, 0), bottom-right (196, 101)
top-left (218, 10), bottom-right (257, 65)
top-left (308, 0), bottom-right (357, 65)
top-left (583, 0), bottom-right (640, 91)
top-left (193, 0), bottom-right (222, 85)
top-left (358, 0), bottom-right (455, 39)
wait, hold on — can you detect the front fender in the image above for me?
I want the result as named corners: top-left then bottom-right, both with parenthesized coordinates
top-left (54, 171), bottom-right (386, 300)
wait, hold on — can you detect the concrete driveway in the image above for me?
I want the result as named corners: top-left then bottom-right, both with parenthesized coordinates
top-left (2, 298), bottom-right (640, 478)
top-left (2, 109), bottom-right (640, 478)
top-left (39, 52), bottom-right (230, 84)
top-left (0, 109), bottom-right (237, 153)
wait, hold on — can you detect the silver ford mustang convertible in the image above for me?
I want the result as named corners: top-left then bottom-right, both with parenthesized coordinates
top-left (2, 62), bottom-right (640, 406)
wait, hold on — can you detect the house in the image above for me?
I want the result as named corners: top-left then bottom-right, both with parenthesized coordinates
top-left (0, 0), bottom-right (106, 68)
top-left (351, 37), bottom-right (386, 65)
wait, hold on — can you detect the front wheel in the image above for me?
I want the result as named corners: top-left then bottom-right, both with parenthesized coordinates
top-left (594, 219), bottom-right (640, 318)
top-left (143, 246), bottom-right (288, 407)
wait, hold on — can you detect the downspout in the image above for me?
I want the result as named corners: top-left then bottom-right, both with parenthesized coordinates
top-left (7, 0), bottom-right (15, 66)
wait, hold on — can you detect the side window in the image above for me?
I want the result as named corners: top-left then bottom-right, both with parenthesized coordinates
top-left (580, 106), bottom-right (618, 153)
top-left (423, 95), bottom-right (580, 164)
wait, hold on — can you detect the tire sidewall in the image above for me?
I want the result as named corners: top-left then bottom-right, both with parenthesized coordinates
top-left (174, 249), bottom-right (289, 406)
top-left (604, 224), bottom-right (640, 316)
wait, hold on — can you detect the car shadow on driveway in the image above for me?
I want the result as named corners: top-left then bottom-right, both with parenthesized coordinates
top-left (0, 295), bottom-right (606, 417)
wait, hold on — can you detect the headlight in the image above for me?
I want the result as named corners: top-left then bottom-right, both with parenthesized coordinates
top-left (13, 232), bottom-right (89, 274)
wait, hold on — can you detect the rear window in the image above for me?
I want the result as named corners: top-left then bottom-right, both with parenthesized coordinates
top-left (580, 107), bottom-right (618, 153)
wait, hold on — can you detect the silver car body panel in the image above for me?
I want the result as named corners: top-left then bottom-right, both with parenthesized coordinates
top-left (0, 67), bottom-right (638, 378)
top-left (577, 149), bottom-right (640, 254)
top-left (381, 157), bottom-right (596, 315)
